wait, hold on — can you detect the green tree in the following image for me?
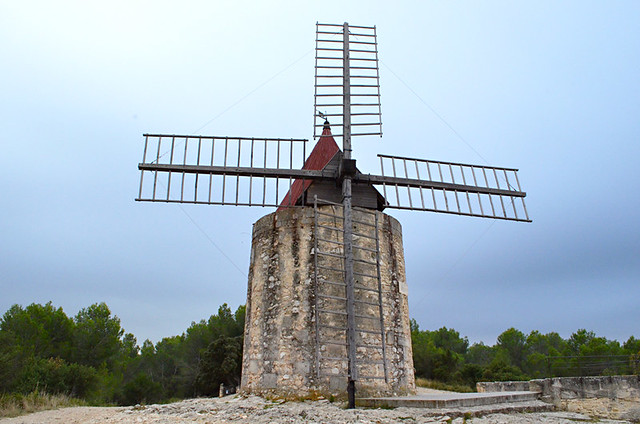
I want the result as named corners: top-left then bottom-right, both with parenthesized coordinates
top-left (466, 342), bottom-right (494, 367)
top-left (567, 329), bottom-right (596, 355)
top-left (125, 304), bottom-right (247, 401)
top-left (410, 323), bottom-right (466, 382)
top-left (624, 336), bottom-right (640, 355)
top-left (0, 331), bottom-right (22, 392)
top-left (481, 354), bottom-right (527, 382)
top-left (209, 304), bottom-right (243, 338)
top-left (195, 335), bottom-right (243, 395)
top-left (523, 331), bottom-right (566, 377)
top-left (0, 302), bottom-right (74, 361)
top-left (73, 303), bottom-right (124, 369)
top-left (496, 328), bottom-right (526, 370)
top-left (431, 327), bottom-right (469, 355)
top-left (121, 333), bottom-right (139, 359)
top-left (153, 336), bottom-right (189, 398)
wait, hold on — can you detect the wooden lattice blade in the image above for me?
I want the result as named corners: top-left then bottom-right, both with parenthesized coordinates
top-left (368, 154), bottom-right (531, 222)
top-left (136, 134), bottom-right (316, 207)
top-left (314, 22), bottom-right (383, 140)
top-left (136, 135), bottom-right (531, 221)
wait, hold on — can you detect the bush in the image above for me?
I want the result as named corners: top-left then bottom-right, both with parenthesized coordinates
top-left (481, 358), bottom-right (527, 382)
top-left (456, 363), bottom-right (484, 389)
top-left (13, 357), bottom-right (97, 398)
top-left (119, 373), bottom-right (163, 405)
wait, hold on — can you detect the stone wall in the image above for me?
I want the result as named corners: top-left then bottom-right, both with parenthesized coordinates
top-left (478, 375), bottom-right (640, 400)
top-left (530, 376), bottom-right (640, 401)
top-left (476, 381), bottom-right (530, 393)
top-left (240, 206), bottom-right (415, 398)
top-left (478, 376), bottom-right (640, 420)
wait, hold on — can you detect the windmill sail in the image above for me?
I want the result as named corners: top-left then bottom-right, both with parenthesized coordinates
top-left (314, 23), bottom-right (382, 140)
top-left (136, 134), bottom-right (313, 207)
top-left (136, 134), bottom-right (531, 221)
top-left (369, 154), bottom-right (530, 222)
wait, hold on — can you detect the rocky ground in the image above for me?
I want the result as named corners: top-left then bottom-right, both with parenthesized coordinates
top-left (1, 392), bottom-right (637, 424)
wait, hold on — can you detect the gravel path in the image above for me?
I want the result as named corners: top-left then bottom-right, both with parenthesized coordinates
top-left (0, 394), bottom-right (632, 424)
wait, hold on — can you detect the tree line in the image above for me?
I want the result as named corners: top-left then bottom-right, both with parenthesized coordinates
top-left (411, 320), bottom-right (640, 389)
top-left (1, 302), bottom-right (639, 405)
top-left (0, 302), bottom-right (245, 405)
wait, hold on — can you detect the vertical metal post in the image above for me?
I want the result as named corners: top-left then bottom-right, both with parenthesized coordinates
top-left (372, 25), bottom-right (382, 137)
top-left (276, 139), bottom-right (280, 205)
top-left (341, 21), bottom-right (357, 409)
top-left (168, 137), bottom-right (175, 200)
top-left (415, 160), bottom-right (425, 209)
top-left (181, 138), bottom-right (188, 202)
top-left (222, 138), bottom-right (228, 204)
top-left (236, 139), bottom-right (241, 205)
top-left (208, 137), bottom-right (215, 203)
top-left (249, 138), bottom-right (254, 205)
top-left (195, 137), bottom-right (202, 202)
top-left (152, 137), bottom-right (161, 200)
top-left (374, 212), bottom-right (388, 383)
top-left (426, 161), bottom-right (437, 209)
top-left (262, 140), bottom-right (267, 206)
top-left (391, 158), bottom-right (400, 206)
top-left (379, 156), bottom-right (388, 201)
top-left (313, 196), bottom-right (321, 380)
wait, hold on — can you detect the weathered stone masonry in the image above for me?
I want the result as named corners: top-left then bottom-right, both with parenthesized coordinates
top-left (241, 207), bottom-right (415, 397)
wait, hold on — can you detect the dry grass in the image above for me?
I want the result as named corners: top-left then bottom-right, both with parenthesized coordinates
top-left (415, 378), bottom-right (475, 393)
top-left (0, 391), bottom-right (86, 418)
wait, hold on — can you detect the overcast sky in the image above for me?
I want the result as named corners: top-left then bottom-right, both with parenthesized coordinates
top-left (1, 1), bottom-right (638, 346)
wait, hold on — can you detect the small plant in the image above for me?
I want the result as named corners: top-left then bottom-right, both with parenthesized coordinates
top-left (0, 391), bottom-right (85, 418)
top-left (415, 378), bottom-right (474, 393)
top-left (377, 403), bottom-right (395, 410)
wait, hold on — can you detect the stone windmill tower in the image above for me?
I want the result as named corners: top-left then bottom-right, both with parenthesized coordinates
top-left (137, 22), bottom-right (530, 405)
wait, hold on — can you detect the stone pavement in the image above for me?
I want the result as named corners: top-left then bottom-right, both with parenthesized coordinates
top-left (359, 390), bottom-right (543, 408)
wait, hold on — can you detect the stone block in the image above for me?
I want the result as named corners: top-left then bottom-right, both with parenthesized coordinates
top-left (262, 373), bottom-right (277, 389)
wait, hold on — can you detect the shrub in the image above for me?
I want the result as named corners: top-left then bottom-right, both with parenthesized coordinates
top-left (119, 373), bottom-right (163, 405)
top-left (13, 357), bottom-right (97, 398)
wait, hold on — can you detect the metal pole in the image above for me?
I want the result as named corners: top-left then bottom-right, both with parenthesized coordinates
top-left (342, 21), bottom-right (357, 409)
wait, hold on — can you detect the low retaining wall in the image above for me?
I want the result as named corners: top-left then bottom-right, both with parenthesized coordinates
top-left (476, 381), bottom-right (530, 393)
top-left (477, 375), bottom-right (640, 400)
top-left (477, 376), bottom-right (640, 421)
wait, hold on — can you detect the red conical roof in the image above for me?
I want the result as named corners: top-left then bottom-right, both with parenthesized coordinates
top-left (278, 122), bottom-right (339, 210)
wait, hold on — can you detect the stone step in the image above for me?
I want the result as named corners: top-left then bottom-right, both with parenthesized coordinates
top-left (358, 390), bottom-right (544, 409)
top-left (394, 400), bottom-right (556, 419)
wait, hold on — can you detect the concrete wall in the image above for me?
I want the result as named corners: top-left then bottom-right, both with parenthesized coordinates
top-left (240, 206), bottom-right (415, 398)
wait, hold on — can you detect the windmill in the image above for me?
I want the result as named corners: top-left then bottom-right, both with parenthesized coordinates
top-left (137, 22), bottom-right (530, 407)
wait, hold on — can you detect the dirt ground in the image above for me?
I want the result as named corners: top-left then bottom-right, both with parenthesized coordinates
top-left (0, 393), bottom-right (635, 424)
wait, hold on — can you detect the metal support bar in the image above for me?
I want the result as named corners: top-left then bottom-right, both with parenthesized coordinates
top-left (342, 22), bottom-right (358, 409)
